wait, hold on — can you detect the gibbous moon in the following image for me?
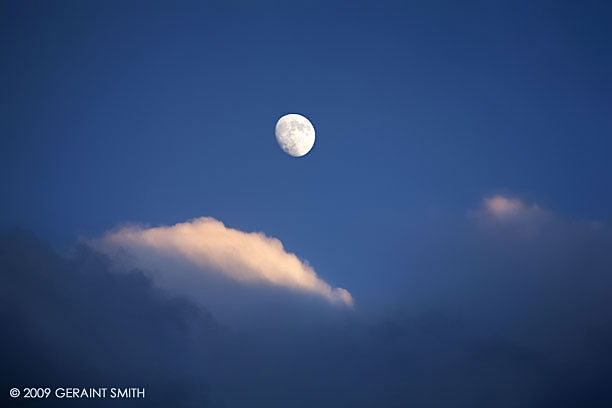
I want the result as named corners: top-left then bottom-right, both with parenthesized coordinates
top-left (275, 114), bottom-right (315, 157)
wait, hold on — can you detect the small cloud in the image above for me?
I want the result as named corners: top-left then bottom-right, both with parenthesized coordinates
top-left (95, 217), bottom-right (353, 307)
top-left (484, 195), bottom-right (545, 220)
top-left (478, 195), bottom-right (546, 222)
top-left (468, 194), bottom-right (550, 238)
top-left (485, 196), bottom-right (527, 219)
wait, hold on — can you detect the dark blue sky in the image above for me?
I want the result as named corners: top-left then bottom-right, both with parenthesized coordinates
top-left (3, 2), bottom-right (611, 227)
top-left (2, 1), bottom-right (612, 406)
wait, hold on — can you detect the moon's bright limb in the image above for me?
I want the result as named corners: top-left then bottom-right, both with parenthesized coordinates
top-left (275, 114), bottom-right (315, 157)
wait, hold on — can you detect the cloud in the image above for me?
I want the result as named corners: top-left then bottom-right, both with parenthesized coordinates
top-left (467, 194), bottom-right (550, 238)
top-left (0, 231), bottom-right (220, 407)
top-left (1, 231), bottom-right (565, 407)
top-left (96, 217), bottom-right (353, 307)
top-left (4, 196), bottom-right (612, 407)
top-left (481, 195), bottom-right (545, 221)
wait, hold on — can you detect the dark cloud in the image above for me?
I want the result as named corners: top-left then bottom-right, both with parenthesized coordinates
top-left (2, 207), bottom-right (612, 408)
top-left (0, 231), bottom-right (222, 407)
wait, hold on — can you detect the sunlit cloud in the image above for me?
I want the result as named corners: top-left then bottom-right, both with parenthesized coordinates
top-left (468, 194), bottom-right (551, 238)
top-left (485, 196), bottom-right (526, 218)
top-left (479, 195), bottom-right (545, 221)
top-left (96, 217), bottom-right (353, 307)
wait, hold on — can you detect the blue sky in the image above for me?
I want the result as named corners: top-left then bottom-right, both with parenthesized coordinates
top-left (2, 2), bottom-right (612, 406)
top-left (3, 0), bottom-right (612, 305)
top-left (3, 1), bottom-right (611, 235)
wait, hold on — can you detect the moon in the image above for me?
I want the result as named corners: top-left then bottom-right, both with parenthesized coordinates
top-left (275, 114), bottom-right (315, 157)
